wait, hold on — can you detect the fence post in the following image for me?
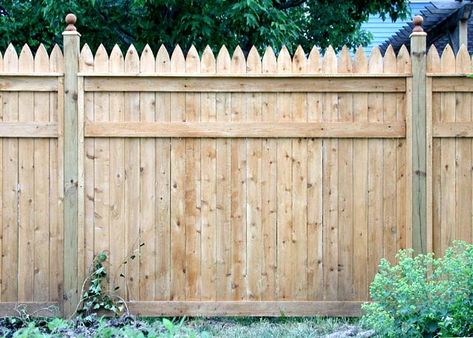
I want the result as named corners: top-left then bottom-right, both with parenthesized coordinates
top-left (63, 13), bottom-right (80, 317)
top-left (410, 16), bottom-right (428, 254)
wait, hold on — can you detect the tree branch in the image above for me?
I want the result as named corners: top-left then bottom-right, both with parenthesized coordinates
top-left (274, 0), bottom-right (307, 10)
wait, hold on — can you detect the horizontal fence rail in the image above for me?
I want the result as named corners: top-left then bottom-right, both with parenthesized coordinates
top-left (0, 75), bottom-right (60, 91)
top-left (82, 75), bottom-right (407, 93)
top-left (85, 121), bottom-right (406, 138)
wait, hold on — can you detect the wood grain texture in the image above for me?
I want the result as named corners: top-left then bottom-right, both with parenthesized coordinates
top-left (84, 121), bottom-right (405, 138)
top-left (84, 76), bottom-right (406, 93)
top-left (127, 301), bottom-right (363, 317)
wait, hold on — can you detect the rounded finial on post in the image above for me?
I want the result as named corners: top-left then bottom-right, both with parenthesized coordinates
top-left (65, 13), bottom-right (77, 31)
top-left (412, 15), bottom-right (424, 33)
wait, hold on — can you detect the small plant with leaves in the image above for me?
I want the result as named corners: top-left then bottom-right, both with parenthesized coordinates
top-left (75, 241), bottom-right (144, 318)
top-left (76, 252), bottom-right (125, 317)
top-left (361, 241), bottom-right (473, 338)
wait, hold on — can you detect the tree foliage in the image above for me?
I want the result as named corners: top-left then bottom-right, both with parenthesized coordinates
top-left (0, 0), bottom-right (409, 53)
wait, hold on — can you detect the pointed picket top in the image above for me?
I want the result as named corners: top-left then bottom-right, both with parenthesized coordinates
top-left (308, 46), bottom-right (322, 74)
top-left (247, 46), bottom-right (261, 74)
top-left (186, 45), bottom-right (200, 73)
top-left (156, 45), bottom-right (170, 73)
top-left (201, 46), bottom-right (216, 74)
top-left (231, 45), bottom-right (246, 74)
top-left (277, 45), bottom-right (291, 73)
top-left (170, 45), bottom-right (185, 73)
top-left (440, 44), bottom-right (455, 73)
top-left (383, 45), bottom-right (396, 74)
top-left (110, 45), bottom-right (124, 73)
top-left (426, 45), bottom-right (440, 73)
top-left (322, 45), bottom-right (337, 73)
top-left (50, 44), bottom-right (64, 73)
top-left (34, 43), bottom-right (49, 72)
top-left (94, 44), bottom-right (109, 72)
top-left (455, 44), bottom-right (471, 73)
top-left (353, 46), bottom-right (367, 73)
top-left (368, 46), bottom-right (383, 73)
top-left (396, 45), bottom-right (411, 74)
top-left (140, 44), bottom-right (155, 73)
top-left (338, 46), bottom-right (352, 74)
top-left (125, 44), bottom-right (139, 73)
top-left (4, 44), bottom-right (19, 71)
top-left (262, 46), bottom-right (277, 74)
top-left (19, 44), bottom-right (34, 72)
top-left (216, 45), bottom-right (231, 74)
top-left (79, 43), bottom-right (94, 73)
top-left (292, 45), bottom-right (306, 73)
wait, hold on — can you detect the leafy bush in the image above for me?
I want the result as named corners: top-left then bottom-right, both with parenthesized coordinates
top-left (361, 241), bottom-right (473, 337)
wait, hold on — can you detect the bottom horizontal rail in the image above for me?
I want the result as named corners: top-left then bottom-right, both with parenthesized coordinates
top-left (0, 302), bottom-right (60, 317)
top-left (127, 301), bottom-right (364, 317)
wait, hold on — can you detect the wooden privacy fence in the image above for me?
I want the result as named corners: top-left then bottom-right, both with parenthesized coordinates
top-left (0, 15), bottom-right (472, 317)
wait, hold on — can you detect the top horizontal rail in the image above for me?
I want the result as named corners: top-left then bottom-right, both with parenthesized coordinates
top-left (82, 76), bottom-right (407, 93)
top-left (0, 75), bottom-right (59, 91)
top-left (79, 73), bottom-right (411, 78)
top-left (430, 76), bottom-right (473, 92)
top-left (0, 73), bottom-right (63, 77)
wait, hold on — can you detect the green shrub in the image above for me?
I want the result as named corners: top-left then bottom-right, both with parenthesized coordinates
top-left (361, 241), bottom-right (473, 337)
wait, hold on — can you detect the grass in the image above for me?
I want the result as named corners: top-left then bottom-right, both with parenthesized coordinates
top-left (184, 317), bottom-right (359, 337)
top-left (0, 315), bottom-right (361, 337)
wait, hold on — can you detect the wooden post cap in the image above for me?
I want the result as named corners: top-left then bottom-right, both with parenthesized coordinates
top-left (412, 15), bottom-right (424, 33)
top-left (65, 13), bottom-right (77, 31)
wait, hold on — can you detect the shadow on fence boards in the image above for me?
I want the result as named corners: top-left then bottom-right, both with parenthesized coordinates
top-left (0, 14), bottom-right (472, 318)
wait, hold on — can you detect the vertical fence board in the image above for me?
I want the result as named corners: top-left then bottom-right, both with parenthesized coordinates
top-left (261, 46), bottom-right (277, 301)
top-left (1, 45), bottom-right (19, 302)
top-left (428, 46), bottom-right (441, 255)
top-left (123, 45), bottom-right (141, 300)
top-left (276, 46), bottom-right (293, 299)
top-left (230, 46), bottom-right (247, 300)
top-left (440, 45), bottom-right (456, 255)
top-left (292, 46), bottom-right (308, 300)
top-left (33, 44), bottom-right (51, 301)
top-left (322, 46), bottom-right (338, 300)
top-left (49, 44), bottom-right (64, 303)
top-left (337, 46), bottom-right (353, 300)
top-left (396, 45), bottom-right (411, 252)
top-left (352, 47), bottom-right (369, 300)
top-left (18, 45), bottom-right (35, 302)
top-left (184, 46), bottom-right (201, 300)
top-left (139, 45), bottom-right (157, 300)
top-left (454, 46), bottom-right (472, 243)
top-left (307, 46), bottom-right (324, 300)
top-left (383, 46), bottom-right (398, 264)
top-left (246, 46), bottom-right (262, 300)
top-left (109, 45), bottom-right (126, 297)
top-left (200, 46), bottom-right (217, 301)
top-left (155, 45), bottom-right (171, 300)
top-left (367, 47), bottom-right (384, 287)
top-left (215, 46), bottom-right (232, 300)
top-left (170, 46), bottom-right (186, 300)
